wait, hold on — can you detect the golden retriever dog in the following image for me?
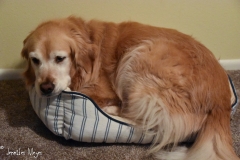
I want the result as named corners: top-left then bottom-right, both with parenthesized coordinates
top-left (21, 16), bottom-right (239, 160)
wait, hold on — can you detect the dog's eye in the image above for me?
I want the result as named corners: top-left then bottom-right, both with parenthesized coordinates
top-left (55, 56), bottom-right (66, 63)
top-left (31, 57), bottom-right (40, 65)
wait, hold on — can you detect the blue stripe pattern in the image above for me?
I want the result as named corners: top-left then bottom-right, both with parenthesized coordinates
top-left (54, 94), bottom-right (61, 135)
top-left (67, 95), bottom-right (76, 139)
top-left (138, 132), bottom-right (145, 143)
top-left (91, 107), bottom-right (99, 142)
top-left (79, 97), bottom-right (87, 141)
top-left (103, 119), bottom-right (111, 142)
top-left (126, 127), bottom-right (134, 143)
top-left (115, 124), bottom-right (122, 143)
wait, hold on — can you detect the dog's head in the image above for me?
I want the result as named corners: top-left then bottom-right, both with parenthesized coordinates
top-left (21, 17), bottom-right (98, 96)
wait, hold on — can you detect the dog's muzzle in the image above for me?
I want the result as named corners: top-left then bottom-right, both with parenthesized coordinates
top-left (40, 82), bottom-right (55, 95)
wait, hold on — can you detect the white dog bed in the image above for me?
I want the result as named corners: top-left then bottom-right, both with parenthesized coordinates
top-left (29, 88), bottom-right (154, 143)
top-left (29, 77), bottom-right (238, 143)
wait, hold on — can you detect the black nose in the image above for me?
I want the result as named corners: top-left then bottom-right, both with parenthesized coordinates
top-left (40, 82), bottom-right (55, 95)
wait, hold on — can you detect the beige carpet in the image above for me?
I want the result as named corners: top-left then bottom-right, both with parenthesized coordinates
top-left (0, 70), bottom-right (239, 160)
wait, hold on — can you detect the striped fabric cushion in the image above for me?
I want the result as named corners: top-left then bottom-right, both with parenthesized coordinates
top-left (29, 77), bottom-right (238, 143)
top-left (229, 77), bottom-right (239, 117)
top-left (29, 88), bottom-right (155, 143)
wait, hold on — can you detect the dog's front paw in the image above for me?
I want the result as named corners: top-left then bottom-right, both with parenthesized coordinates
top-left (102, 106), bottom-right (120, 116)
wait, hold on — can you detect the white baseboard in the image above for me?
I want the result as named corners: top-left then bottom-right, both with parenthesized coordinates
top-left (0, 59), bottom-right (239, 80)
top-left (219, 59), bottom-right (240, 70)
top-left (0, 69), bottom-right (24, 80)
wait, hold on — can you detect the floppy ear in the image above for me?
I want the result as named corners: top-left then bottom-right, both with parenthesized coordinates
top-left (22, 60), bottom-right (35, 88)
top-left (21, 35), bottom-right (36, 88)
top-left (70, 39), bottom-right (100, 83)
top-left (21, 41), bottom-right (29, 60)
top-left (67, 18), bottom-right (101, 83)
top-left (21, 32), bottom-right (33, 59)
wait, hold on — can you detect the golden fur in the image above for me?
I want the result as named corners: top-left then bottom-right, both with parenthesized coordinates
top-left (21, 16), bottom-right (239, 160)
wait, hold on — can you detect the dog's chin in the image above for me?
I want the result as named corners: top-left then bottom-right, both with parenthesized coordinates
top-left (41, 91), bottom-right (61, 98)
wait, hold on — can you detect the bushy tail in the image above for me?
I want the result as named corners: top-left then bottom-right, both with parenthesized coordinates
top-left (184, 110), bottom-right (238, 160)
top-left (153, 107), bottom-right (239, 160)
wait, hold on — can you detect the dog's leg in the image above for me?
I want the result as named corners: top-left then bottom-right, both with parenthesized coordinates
top-left (118, 83), bottom-right (205, 159)
top-left (115, 41), bottom-right (202, 159)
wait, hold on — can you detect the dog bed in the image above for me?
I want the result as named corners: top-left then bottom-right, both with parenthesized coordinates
top-left (29, 77), bottom-right (238, 143)
top-left (29, 88), bottom-right (154, 143)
